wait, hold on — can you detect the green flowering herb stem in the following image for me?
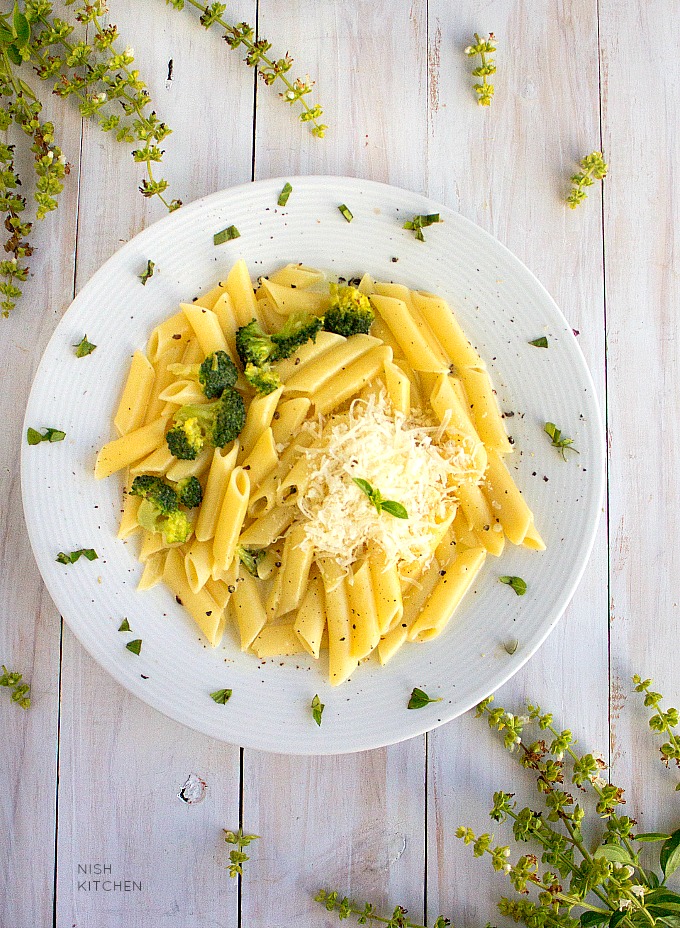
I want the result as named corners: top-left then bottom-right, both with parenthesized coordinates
top-left (633, 675), bottom-right (680, 788)
top-left (166, 1), bottom-right (327, 138)
top-left (223, 828), bottom-right (259, 878)
top-left (352, 477), bottom-right (408, 519)
top-left (315, 890), bottom-right (450, 928)
top-left (464, 33), bottom-right (496, 106)
top-left (0, 664), bottom-right (31, 709)
top-left (544, 421), bottom-right (578, 460)
top-left (567, 151), bottom-right (608, 209)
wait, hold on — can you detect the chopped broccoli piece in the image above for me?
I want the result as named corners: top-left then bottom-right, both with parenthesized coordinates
top-left (235, 319), bottom-right (274, 367)
top-left (236, 545), bottom-right (266, 578)
top-left (244, 362), bottom-right (281, 395)
top-left (166, 388), bottom-right (246, 460)
top-left (198, 350), bottom-right (238, 399)
top-left (130, 475), bottom-right (179, 513)
top-left (236, 313), bottom-right (322, 368)
top-left (323, 284), bottom-right (374, 337)
top-left (270, 312), bottom-right (322, 360)
top-left (137, 498), bottom-right (193, 545)
top-left (174, 476), bottom-right (203, 509)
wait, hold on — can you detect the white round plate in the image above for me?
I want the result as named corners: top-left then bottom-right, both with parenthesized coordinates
top-left (21, 176), bottom-right (604, 754)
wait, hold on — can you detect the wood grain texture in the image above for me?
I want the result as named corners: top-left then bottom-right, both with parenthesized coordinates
top-left (425, 2), bottom-right (609, 924)
top-left (54, 2), bottom-right (255, 925)
top-left (0, 60), bottom-right (82, 926)
top-left (243, 2), bottom-right (429, 926)
top-left (601, 0), bottom-right (680, 822)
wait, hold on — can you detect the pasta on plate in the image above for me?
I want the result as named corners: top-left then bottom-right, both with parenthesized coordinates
top-left (96, 258), bottom-right (544, 685)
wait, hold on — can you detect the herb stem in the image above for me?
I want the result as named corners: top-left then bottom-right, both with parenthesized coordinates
top-left (180, 0), bottom-right (326, 136)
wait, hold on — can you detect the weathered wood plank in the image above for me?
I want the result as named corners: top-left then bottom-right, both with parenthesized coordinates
top-left (601, 0), bottom-right (680, 825)
top-left (425, 2), bottom-right (608, 924)
top-left (243, 2), bottom-right (429, 926)
top-left (54, 2), bottom-right (256, 925)
top-left (0, 59), bottom-right (82, 927)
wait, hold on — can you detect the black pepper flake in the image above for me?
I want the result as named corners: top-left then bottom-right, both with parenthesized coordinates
top-left (227, 584), bottom-right (235, 593)
top-left (141, 674), bottom-right (149, 679)
top-left (543, 476), bottom-right (549, 482)
top-left (206, 611), bottom-right (212, 616)
top-left (439, 570), bottom-right (447, 576)
top-left (176, 595), bottom-right (183, 605)
top-left (275, 561), bottom-right (282, 568)
top-left (273, 411), bottom-right (280, 420)
top-left (391, 256), bottom-right (399, 262)
top-left (294, 358), bottom-right (301, 365)
top-left (172, 333), bottom-right (182, 340)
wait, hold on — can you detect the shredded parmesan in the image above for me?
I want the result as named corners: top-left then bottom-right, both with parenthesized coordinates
top-left (295, 391), bottom-right (478, 573)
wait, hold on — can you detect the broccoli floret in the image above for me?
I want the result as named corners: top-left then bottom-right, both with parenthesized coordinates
top-left (244, 362), bottom-right (281, 395)
top-left (129, 475), bottom-right (179, 513)
top-left (137, 498), bottom-right (193, 545)
top-left (198, 350), bottom-right (238, 399)
top-left (236, 314), bottom-right (322, 368)
top-left (323, 284), bottom-right (374, 337)
top-left (236, 545), bottom-right (265, 578)
top-left (270, 311), bottom-right (322, 360)
top-left (235, 319), bottom-right (274, 367)
top-left (166, 388), bottom-right (246, 460)
top-left (174, 476), bottom-right (203, 509)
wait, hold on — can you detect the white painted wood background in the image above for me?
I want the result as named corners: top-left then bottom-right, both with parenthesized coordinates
top-left (1, 0), bottom-right (678, 925)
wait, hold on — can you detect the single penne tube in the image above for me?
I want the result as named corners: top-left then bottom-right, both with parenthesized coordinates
top-left (184, 538), bottom-right (214, 593)
top-left (283, 334), bottom-right (380, 395)
top-left (374, 282), bottom-right (448, 366)
top-left (114, 351), bottom-right (155, 436)
top-left (226, 258), bottom-right (262, 327)
top-left (430, 373), bottom-right (488, 476)
top-left (274, 331), bottom-right (344, 382)
top-left (271, 398), bottom-right (311, 446)
top-left (411, 291), bottom-right (486, 370)
top-left (181, 336), bottom-right (204, 365)
top-left (205, 577), bottom-right (233, 610)
top-left (484, 450), bottom-right (533, 545)
top-left (523, 518), bottom-right (546, 551)
top-left (348, 559), bottom-right (381, 661)
top-left (357, 272), bottom-right (375, 295)
top-left (193, 281), bottom-right (228, 311)
top-left (118, 471), bottom-right (141, 540)
top-left (195, 443), bottom-right (239, 542)
top-left (256, 297), bottom-right (287, 333)
top-left (267, 263), bottom-right (326, 289)
top-left (138, 529), bottom-right (168, 563)
top-left (137, 550), bottom-right (167, 591)
top-left (146, 312), bottom-right (191, 363)
top-left (157, 380), bottom-right (207, 406)
top-left (130, 444), bottom-right (175, 476)
top-left (180, 303), bottom-right (229, 356)
top-left (238, 387), bottom-right (284, 458)
top-left (165, 445), bottom-right (213, 481)
top-left (251, 623), bottom-right (306, 658)
top-left (457, 367), bottom-right (513, 454)
top-left (248, 430), bottom-right (315, 515)
top-left (293, 575), bottom-right (326, 658)
top-left (164, 548), bottom-right (224, 646)
top-left (370, 294), bottom-right (447, 373)
top-left (275, 524), bottom-right (314, 617)
top-left (211, 291), bottom-right (239, 356)
top-left (143, 344), bottom-right (185, 424)
top-left (324, 577), bottom-right (358, 686)
top-left (276, 450), bottom-right (313, 506)
top-left (231, 570), bottom-right (267, 650)
top-left (259, 277), bottom-right (330, 315)
top-left (457, 480), bottom-right (505, 557)
top-left (212, 467), bottom-right (250, 574)
top-left (451, 509), bottom-right (480, 549)
top-left (238, 505), bottom-right (295, 548)
top-left (95, 416), bottom-right (169, 479)
top-left (383, 360), bottom-right (411, 415)
top-left (312, 345), bottom-right (393, 415)
top-left (377, 621), bottom-right (410, 665)
top-left (369, 551), bottom-right (404, 635)
top-left (408, 547), bottom-right (486, 641)
top-left (242, 427), bottom-right (279, 490)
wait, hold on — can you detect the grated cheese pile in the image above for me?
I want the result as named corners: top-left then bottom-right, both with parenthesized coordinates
top-left (296, 391), bottom-right (478, 573)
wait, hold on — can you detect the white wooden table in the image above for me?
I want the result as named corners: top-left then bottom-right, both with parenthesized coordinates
top-left (2, 1), bottom-right (678, 926)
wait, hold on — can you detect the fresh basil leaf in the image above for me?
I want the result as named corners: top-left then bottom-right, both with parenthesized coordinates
top-left (210, 688), bottom-right (232, 704)
top-left (594, 845), bottom-right (636, 865)
top-left (213, 225), bottom-right (240, 245)
top-left (13, 6), bottom-right (29, 47)
top-left (529, 336), bottom-right (549, 348)
top-left (609, 910), bottom-right (627, 928)
top-left (352, 477), bottom-right (374, 497)
top-left (311, 694), bottom-right (324, 726)
top-left (126, 639), bottom-right (142, 655)
top-left (338, 204), bottom-right (353, 222)
top-left (499, 575), bottom-right (527, 596)
top-left (74, 335), bottom-right (97, 357)
top-left (636, 833), bottom-right (671, 843)
top-left (380, 500), bottom-right (408, 519)
top-left (118, 618), bottom-right (131, 632)
top-left (6, 43), bottom-right (21, 65)
top-left (139, 259), bottom-right (155, 285)
top-left (277, 182), bottom-right (292, 206)
top-left (408, 687), bottom-right (442, 710)
top-left (580, 912), bottom-right (609, 928)
top-left (661, 829), bottom-right (680, 880)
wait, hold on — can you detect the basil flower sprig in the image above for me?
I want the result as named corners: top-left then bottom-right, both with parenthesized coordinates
top-left (165, 0), bottom-right (327, 138)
